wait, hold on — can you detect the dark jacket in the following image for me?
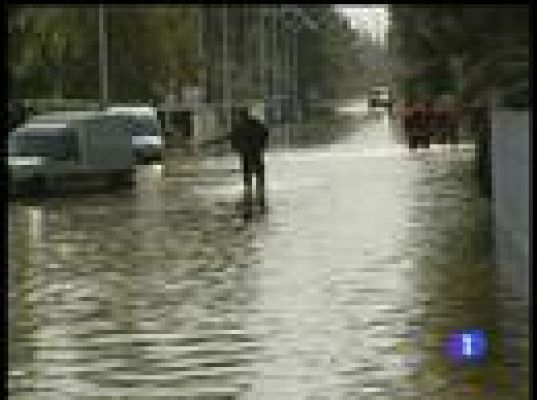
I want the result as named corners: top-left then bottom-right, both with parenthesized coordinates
top-left (229, 117), bottom-right (269, 156)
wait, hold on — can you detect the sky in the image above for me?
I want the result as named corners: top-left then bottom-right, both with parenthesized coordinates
top-left (334, 5), bottom-right (390, 44)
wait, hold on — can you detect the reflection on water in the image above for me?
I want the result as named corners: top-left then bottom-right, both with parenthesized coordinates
top-left (403, 143), bottom-right (527, 398)
top-left (269, 105), bottom-right (365, 150)
top-left (9, 168), bottom-right (263, 397)
top-left (9, 111), bottom-right (528, 398)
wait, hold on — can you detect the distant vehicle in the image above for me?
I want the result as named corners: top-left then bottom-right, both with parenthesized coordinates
top-left (8, 111), bottom-right (135, 196)
top-left (107, 106), bottom-right (164, 163)
top-left (397, 101), bottom-right (461, 148)
top-left (368, 87), bottom-right (394, 108)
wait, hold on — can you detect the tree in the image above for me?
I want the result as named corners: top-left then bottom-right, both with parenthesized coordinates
top-left (8, 5), bottom-right (99, 100)
top-left (295, 5), bottom-right (363, 100)
top-left (389, 5), bottom-right (529, 106)
top-left (8, 5), bottom-right (201, 103)
top-left (107, 6), bottom-right (199, 102)
top-left (9, 5), bottom-right (368, 106)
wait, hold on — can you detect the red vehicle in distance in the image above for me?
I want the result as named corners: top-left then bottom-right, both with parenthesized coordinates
top-left (395, 98), bottom-right (462, 148)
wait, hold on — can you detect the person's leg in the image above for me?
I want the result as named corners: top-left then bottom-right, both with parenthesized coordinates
top-left (242, 155), bottom-right (253, 199)
top-left (241, 155), bottom-right (255, 219)
top-left (254, 153), bottom-right (266, 206)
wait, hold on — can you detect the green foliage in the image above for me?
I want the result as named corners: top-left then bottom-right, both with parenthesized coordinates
top-left (9, 5), bottom-right (366, 103)
top-left (296, 6), bottom-right (363, 100)
top-left (389, 5), bottom-right (529, 105)
top-left (8, 5), bottom-right (200, 102)
top-left (9, 6), bottom-right (99, 99)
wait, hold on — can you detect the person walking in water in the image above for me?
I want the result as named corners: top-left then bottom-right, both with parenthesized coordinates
top-left (229, 107), bottom-right (269, 206)
top-left (201, 106), bottom-right (269, 208)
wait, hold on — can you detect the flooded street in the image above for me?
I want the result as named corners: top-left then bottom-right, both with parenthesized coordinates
top-left (8, 108), bottom-right (528, 399)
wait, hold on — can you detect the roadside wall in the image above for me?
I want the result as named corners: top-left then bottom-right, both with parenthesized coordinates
top-left (490, 108), bottom-right (530, 304)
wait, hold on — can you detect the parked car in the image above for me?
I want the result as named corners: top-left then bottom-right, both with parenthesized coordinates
top-left (8, 111), bottom-right (135, 196)
top-left (368, 86), bottom-right (394, 108)
top-left (107, 106), bottom-right (164, 163)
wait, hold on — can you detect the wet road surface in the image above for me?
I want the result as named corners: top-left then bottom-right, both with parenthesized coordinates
top-left (9, 106), bottom-right (528, 399)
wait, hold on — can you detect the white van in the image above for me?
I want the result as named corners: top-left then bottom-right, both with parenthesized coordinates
top-left (8, 111), bottom-right (135, 195)
top-left (107, 106), bottom-right (164, 163)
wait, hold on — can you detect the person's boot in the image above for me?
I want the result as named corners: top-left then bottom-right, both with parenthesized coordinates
top-left (257, 191), bottom-right (266, 211)
top-left (241, 183), bottom-right (253, 219)
top-left (243, 180), bottom-right (253, 203)
top-left (255, 172), bottom-right (266, 210)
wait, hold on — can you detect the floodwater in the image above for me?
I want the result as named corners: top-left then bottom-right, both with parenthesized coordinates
top-left (8, 105), bottom-right (528, 399)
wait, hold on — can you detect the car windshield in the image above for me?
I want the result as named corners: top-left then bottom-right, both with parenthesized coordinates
top-left (9, 128), bottom-right (78, 159)
top-left (130, 119), bottom-right (159, 136)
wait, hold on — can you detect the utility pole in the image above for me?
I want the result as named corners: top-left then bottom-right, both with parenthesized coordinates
top-left (293, 29), bottom-right (300, 122)
top-left (98, 4), bottom-right (108, 109)
top-left (52, 31), bottom-right (63, 101)
top-left (286, 6), bottom-right (318, 121)
top-left (260, 7), bottom-right (267, 106)
top-left (198, 6), bottom-right (206, 104)
top-left (272, 6), bottom-right (277, 101)
top-left (284, 11), bottom-right (291, 123)
top-left (222, 6), bottom-right (230, 133)
top-left (272, 6), bottom-right (279, 126)
top-left (195, 6), bottom-right (205, 147)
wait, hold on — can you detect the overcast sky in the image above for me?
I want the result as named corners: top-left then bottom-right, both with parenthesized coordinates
top-left (334, 5), bottom-right (390, 44)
